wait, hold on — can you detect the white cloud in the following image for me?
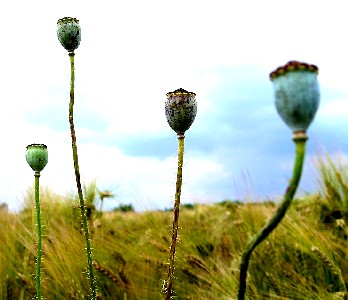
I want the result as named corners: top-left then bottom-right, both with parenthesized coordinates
top-left (1, 0), bottom-right (348, 210)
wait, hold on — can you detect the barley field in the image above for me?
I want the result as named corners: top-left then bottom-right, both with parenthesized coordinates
top-left (1, 155), bottom-right (348, 299)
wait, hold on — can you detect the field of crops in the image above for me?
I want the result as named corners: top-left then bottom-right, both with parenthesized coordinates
top-left (1, 155), bottom-right (348, 299)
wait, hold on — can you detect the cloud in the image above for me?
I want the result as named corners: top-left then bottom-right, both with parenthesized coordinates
top-left (1, 0), bottom-right (348, 212)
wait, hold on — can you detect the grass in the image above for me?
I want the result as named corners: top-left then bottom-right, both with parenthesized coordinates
top-left (1, 155), bottom-right (348, 299)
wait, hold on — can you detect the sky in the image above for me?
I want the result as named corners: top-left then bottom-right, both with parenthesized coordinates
top-left (1, 0), bottom-right (348, 211)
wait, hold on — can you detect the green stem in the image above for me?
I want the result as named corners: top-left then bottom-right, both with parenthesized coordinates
top-left (238, 134), bottom-right (307, 300)
top-left (34, 172), bottom-right (42, 300)
top-left (69, 52), bottom-right (97, 299)
top-left (166, 134), bottom-right (185, 300)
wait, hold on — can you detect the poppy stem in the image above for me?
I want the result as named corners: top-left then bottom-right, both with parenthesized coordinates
top-left (166, 133), bottom-right (185, 300)
top-left (238, 132), bottom-right (307, 300)
top-left (34, 171), bottom-right (42, 299)
top-left (69, 52), bottom-right (98, 299)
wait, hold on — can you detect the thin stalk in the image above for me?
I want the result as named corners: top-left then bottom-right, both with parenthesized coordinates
top-left (166, 133), bottom-right (185, 300)
top-left (34, 171), bottom-right (42, 300)
top-left (69, 52), bottom-right (97, 299)
top-left (238, 133), bottom-right (308, 300)
top-left (100, 197), bottom-right (104, 216)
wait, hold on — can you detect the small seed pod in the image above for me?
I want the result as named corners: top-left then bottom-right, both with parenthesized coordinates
top-left (26, 144), bottom-right (48, 172)
top-left (57, 17), bottom-right (81, 52)
top-left (270, 61), bottom-right (320, 131)
top-left (165, 88), bottom-right (197, 135)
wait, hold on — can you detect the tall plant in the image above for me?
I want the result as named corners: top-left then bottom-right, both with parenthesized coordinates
top-left (163, 88), bottom-right (197, 299)
top-left (238, 61), bottom-right (320, 299)
top-left (57, 17), bottom-right (98, 299)
top-left (26, 144), bottom-right (48, 299)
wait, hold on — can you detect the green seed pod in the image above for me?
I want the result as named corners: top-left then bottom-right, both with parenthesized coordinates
top-left (270, 61), bottom-right (320, 131)
top-left (26, 144), bottom-right (48, 172)
top-left (57, 17), bottom-right (81, 52)
top-left (165, 88), bottom-right (197, 134)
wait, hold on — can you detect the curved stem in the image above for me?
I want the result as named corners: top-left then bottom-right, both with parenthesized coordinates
top-left (166, 134), bottom-right (185, 300)
top-left (238, 134), bottom-right (307, 300)
top-left (69, 52), bottom-right (97, 299)
top-left (34, 172), bottom-right (42, 300)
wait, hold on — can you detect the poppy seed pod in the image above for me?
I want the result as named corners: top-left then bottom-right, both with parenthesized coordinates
top-left (165, 88), bottom-right (197, 135)
top-left (270, 61), bottom-right (320, 131)
top-left (57, 17), bottom-right (81, 52)
top-left (26, 144), bottom-right (48, 172)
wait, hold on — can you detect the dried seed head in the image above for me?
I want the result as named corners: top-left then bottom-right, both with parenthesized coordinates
top-left (270, 61), bottom-right (320, 131)
top-left (26, 144), bottom-right (48, 172)
top-left (57, 17), bottom-right (81, 52)
top-left (165, 88), bottom-right (197, 134)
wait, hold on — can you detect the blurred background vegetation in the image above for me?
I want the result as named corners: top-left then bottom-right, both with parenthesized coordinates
top-left (1, 154), bottom-right (348, 299)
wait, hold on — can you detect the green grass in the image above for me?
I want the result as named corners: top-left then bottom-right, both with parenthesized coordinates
top-left (1, 155), bottom-right (348, 299)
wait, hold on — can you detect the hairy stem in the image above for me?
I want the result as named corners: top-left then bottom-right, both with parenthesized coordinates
top-left (238, 134), bottom-right (307, 300)
top-left (69, 52), bottom-right (97, 299)
top-left (34, 172), bottom-right (42, 300)
top-left (166, 134), bottom-right (185, 300)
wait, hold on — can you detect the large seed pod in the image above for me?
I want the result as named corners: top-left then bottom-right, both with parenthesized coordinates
top-left (165, 88), bottom-right (197, 134)
top-left (26, 144), bottom-right (48, 172)
top-left (270, 61), bottom-right (320, 131)
top-left (57, 17), bottom-right (81, 52)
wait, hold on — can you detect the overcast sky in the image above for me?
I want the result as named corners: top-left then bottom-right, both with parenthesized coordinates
top-left (1, 1), bottom-right (348, 211)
